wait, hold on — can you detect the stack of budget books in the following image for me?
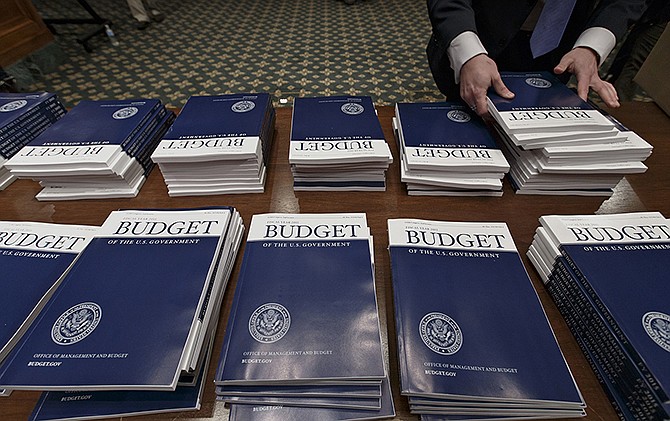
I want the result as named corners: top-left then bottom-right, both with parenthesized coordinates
top-left (487, 71), bottom-right (651, 196)
top-left (388, 218), bottom-right (586, 419)
top-left (151, 93), bottom-right (275, 196)
top-left (0, 92), bottom-right (66, 190)
top-left (0, 207), bottom-right (244, 404)
top-left (215, 213), bottom-right (395, 420)
top-left (393, 102), bottom-right (509, 196)
top-left (5, 99), bottom-right (175, 200)
top-left (289, 96), bottom-right (393, 191)
top-left (0, 220), bottom-right (97, 366)
top-left (527, 212), bottom-right (670, 420)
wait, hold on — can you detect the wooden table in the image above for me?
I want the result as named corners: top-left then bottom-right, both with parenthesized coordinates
top-left (1, 102), bottom-right (668, 421)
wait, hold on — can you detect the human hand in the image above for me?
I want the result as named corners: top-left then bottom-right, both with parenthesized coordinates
top-left (459, 54), bottom-right (514, 116)
top-left (554, 47), bottom-right (620, 108)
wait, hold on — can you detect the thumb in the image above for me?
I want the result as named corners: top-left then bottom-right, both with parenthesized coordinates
top-left (492, 76), bottom-right (515, 99)
top-left (554, 57), bottom-right (571, 75)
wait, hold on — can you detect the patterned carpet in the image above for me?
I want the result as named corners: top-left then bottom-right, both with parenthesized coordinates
top-left (30, 0), bottom-right (445, 108)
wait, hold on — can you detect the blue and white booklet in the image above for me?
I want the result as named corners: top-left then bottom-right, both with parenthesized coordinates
top-left (215, 213), bottom-right (387, 409)
top-left (0, 221), bottom-right (97, 363)
top-left (387, 218), bottom-right (585, 418)
top-left (0, 207), bottom-right (243, 391)
top-left (393, 102), bottom-right (508, 196)
top-left (27, 335), bottom-right (214, 421)
top-left (227, 377), bottom-right (396, 421)
top-left (0, 92), bottom-right (66, 190)
top-left (151, 93), bottom-right (275, 196)
top-left (5, 99), bottom-right (173, 200)
top-left (487, 72), bottom-right (615, 134)
top-left (529, 212), bottom-right (670, 418)
top-left (289, 96), bottom-right (392, 191)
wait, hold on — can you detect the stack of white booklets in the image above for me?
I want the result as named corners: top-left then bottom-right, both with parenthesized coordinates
top-left (289, 96), bottom-right (393, 191)
top-left (151, 93), bottom-right (275, 196)
top-left (0, 207), bottom-right (244, 396)
top-left (488, 72), bottom-right (652, 196)
top-left (215, 213), bottom-right (395, 420)
top-left (5, 99), bottom-right (175, 200)
top-left (0, 92), bottom-right (66, 190)
top-left (388, 218), bottom-right (585, 419)
top-left (527, 212), bottom-right (670, 420)
top-left (393, 102), bottom-right (509, 196)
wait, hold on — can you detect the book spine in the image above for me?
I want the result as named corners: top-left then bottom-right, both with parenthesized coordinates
top-left (547, 263), bottom-right (667, 419)
top-left (561, 251), bottom-right (668, 402)
top-left (0, 96), bottom-right (60, 136)
top-left (546, 274), bottom-right (630, 421)
top-left (120, 101), bottom-right (162, 151)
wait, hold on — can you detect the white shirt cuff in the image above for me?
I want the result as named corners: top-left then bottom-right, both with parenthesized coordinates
top-left (573, 27), bottom-right (616, 66)
top-left (448, 31), bottom-right (488, 84)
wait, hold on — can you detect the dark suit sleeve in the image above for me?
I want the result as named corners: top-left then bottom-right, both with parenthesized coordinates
top-left (586, 0), bottom-right (648, 40)
top-left (427, 0), bottom-right (478, 47)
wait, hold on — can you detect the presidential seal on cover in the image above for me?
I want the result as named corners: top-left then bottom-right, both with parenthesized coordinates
top-left (419, 312), bottom-right (463, 355)
top-left (231, 100), bottom-right (255, 113)
top-left (642, 311), bottom-right (670, 352)
top-left (112, 107), bottom-right (139, 119)
top-left (447, 110), bottom-right (471, 123)
top-left (341, 102), bottom-right (364, 115)
top-left (51, 302), bottom-right (102, 345)
top-left (249, 303), bottom-right (291, 343)
top-left (525, 77), bottom-right (552, 89)
top-left (0, 100), bottom-right (28, 112)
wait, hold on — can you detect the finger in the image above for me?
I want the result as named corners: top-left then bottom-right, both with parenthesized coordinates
top-left (491, 76), bottom-right (515, 99)
top-left (576, 77), bottom-right (590, 102)
top-left (592, 81), bottom-right (620, 108)
top-left (553, 57), bottom-right (572, 75)
top-left (474, 92), bottom-right (488, 116)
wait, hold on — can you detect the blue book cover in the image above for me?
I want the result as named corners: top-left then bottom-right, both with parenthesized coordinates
top-left (228, 376), bottom-right (395, 420)
top-left (27, 99), bottom-right (161, 147)
top-left (395, 102), bottom-right (508, 172)
top-left (0, 93), bottom-right (61, 130)
top-left (153, 94), bottom-right (272, 163)
top-left (487, 72), bottom-right (614, 132)
top-left (547, 257), bottom-right (667, 419)
top-left (0, 208), bottom-right (233, 391)
top-left (0, 221), bottom-right (97, 363)
top-left (217, 383), bottom-right (382, 398)
top-left (291, 96), bottom-right (384, 141)
top-left (215, 213), bottom-right (385, 385)
top-left (28, 337), bottom-right (211, 421)
top-left (387, 219), bottom-right (584, 406)
top-left (221, 394), bottom-right (381, 410)
top-left (540, 212), bottom-right (670, 404)
top-left (164, 93), bottom-right (271, 139)
top-left (289, 96), bottom-right (392, 165)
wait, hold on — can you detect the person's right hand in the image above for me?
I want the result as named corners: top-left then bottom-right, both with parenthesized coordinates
top-left (459, 54), bottom-right (515, 116)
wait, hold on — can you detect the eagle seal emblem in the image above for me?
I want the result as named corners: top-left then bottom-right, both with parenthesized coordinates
top-left (341, 103), bottom-right (364, 115)
top-left (0, 100), bottom-right (28, 112)
top-left (249, 303), bottom-right (291, 343)
top-left (231, 100), bottom-right (255, 113)
top-left (419, 312), bottom-right (463, 355)
top-left (447, 110), bottom-right (471, 123)
top-left (525, 77), bottom-right (552, 88)
top-left (51, 302), bottom-right (102, 345)
top-left (112, 107), bottom-right (139, 119)
top-left (642, 311), bottom-right (670, 352)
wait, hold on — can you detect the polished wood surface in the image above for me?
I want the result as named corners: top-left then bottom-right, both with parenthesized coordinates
top-left (0, 102), bottom-right (668, 421)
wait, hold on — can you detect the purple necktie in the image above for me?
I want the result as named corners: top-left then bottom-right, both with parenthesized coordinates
top-left (530, 0), bottom-right (577, 58)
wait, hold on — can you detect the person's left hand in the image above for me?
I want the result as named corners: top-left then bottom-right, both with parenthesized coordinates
top-left (554, 47), bottom-right (620, 108)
